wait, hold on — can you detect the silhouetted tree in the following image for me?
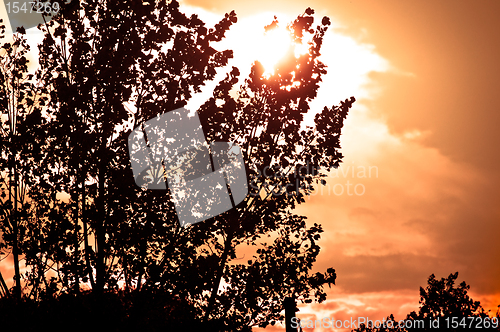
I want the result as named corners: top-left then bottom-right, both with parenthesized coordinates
top-left (0, 22), bottom-right (47, 301)
top-left (25, 0), bottom-right (238, 297)
top-left (353, 272), bottom-right (500, 332)
top-left (415, 272), bottom-right (484, 319)
top-left (194, 10), bottom-right (345, 327)
top-left (2, 2), bottom-right (349, 330)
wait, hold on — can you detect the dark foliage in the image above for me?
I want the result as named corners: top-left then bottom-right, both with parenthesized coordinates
top-left (1, 1), bottom-right (353, 329)
top-left (352, 272), bottom-right (500, 332)
top-left (0, 290), bottom-right (237, 332)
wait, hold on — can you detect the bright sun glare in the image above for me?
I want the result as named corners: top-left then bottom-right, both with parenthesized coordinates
top-left (181, 7), bottom-right (388, 120)
top-left (212, 12), bottom-right (312, 78)
top-left (257, 26), bottom-right (292, 75)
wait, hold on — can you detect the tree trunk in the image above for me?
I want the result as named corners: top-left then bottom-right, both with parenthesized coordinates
top-left (11, 150), bottom-right (21, 300)
top-left (95, 119), bottom-right (109, 293)
top-left (284, 297), bottom-right (298, 332)
top-left (73, 180), bottom-right (80, 294)
top-left (95, 156), bottom-right (106, 293)
top-left (204, 225), bottom-right (234, 321)
top-left (82, 179), bottom-right (95, 289)
top-left (0, 270), bottom-right (9, 298)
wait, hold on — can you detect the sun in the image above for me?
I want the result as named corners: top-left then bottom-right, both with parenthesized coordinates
top-left (257, 25), bottom-right (293, 75)
top-left (177, 8), bottom-right (313, 81)
top-left (254, 19), bottom-right (313, 76)
top-left (212, 12), bottom-right (309, 77)
top-left (182, 6), bottom-right (388, 120)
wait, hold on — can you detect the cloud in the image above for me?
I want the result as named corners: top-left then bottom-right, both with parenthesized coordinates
top-left (295, 88), bottom-right (500, 314)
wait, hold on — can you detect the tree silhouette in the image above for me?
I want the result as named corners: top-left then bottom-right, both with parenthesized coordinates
top-left (0, 22), bottom-right (47, 301)
top-left (26, 0), bottom-right (238, 297)
top-left (195, 10), bottom-right (346, 327)
top-left (415, 272), bottom-right (484, 319)
top-left (352, 272), bottom-right (500, 332)
top-left (1, 2), bottom-right (350, 330)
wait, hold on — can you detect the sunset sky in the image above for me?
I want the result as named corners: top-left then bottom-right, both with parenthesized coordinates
top-left (180, 0), bottom-right (500, 329)
top-left (1, 0), bottom-right (499, 330)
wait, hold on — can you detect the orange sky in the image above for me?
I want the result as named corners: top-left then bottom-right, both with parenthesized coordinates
top-left (1, 0), bottom-right (499, 330)
top-left (180, 0), bottom-right (500, 329)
